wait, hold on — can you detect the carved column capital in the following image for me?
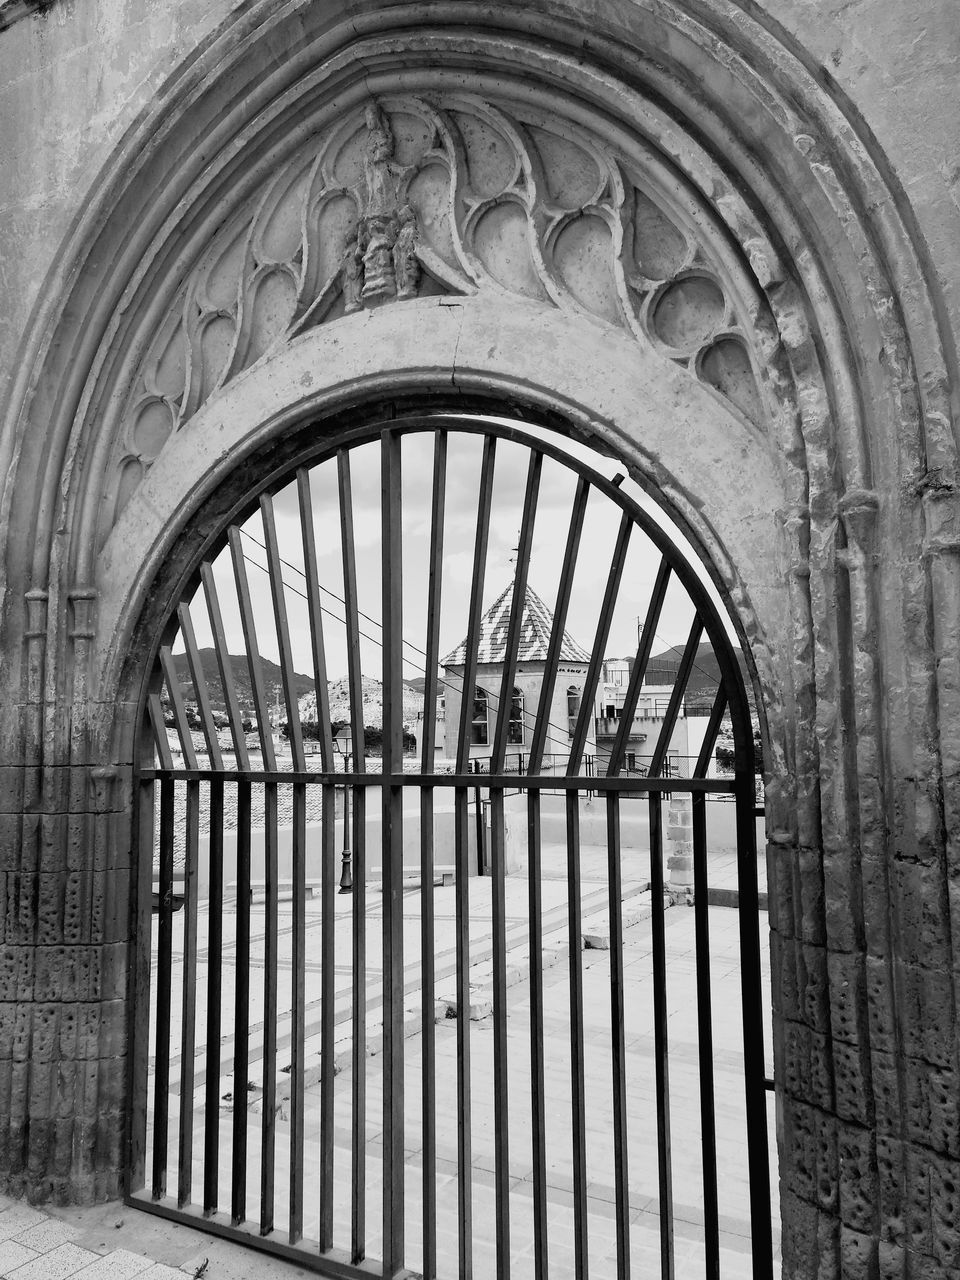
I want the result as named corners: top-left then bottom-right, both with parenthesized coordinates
top-left (778, 505), bottom-right (811, 579)
top-left (921, 484), bottom-right (960, 558)
top-left (68, 587), bottom-right (97, 640)
top-left (24, 588), bottom-right (48, 637)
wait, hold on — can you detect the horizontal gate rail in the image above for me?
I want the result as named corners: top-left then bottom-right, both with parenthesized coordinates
top-left (137, 769), bottom-right (737, 791)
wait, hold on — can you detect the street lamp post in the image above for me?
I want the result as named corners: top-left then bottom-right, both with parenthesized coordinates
top-left (334, 731), bottom-right (353, 894)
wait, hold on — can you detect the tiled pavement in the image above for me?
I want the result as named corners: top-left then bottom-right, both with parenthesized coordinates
top-left (0, 1194), bottom-right (308, 1279)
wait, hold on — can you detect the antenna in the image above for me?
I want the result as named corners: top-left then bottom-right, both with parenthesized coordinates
top-left (508, 529), bottom-right (521, 570)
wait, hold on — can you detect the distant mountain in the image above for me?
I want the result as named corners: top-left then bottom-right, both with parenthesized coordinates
top-left (642, 643), bottom-right (749, 697)
top-left (170, 650), bottom-right (314, 718)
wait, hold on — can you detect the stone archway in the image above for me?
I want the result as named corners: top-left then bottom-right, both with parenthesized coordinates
top-left (0, 4), bottom-right (957, 1276)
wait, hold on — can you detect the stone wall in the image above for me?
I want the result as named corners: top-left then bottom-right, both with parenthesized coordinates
top-left (0, 2), bottom-right (958, 1276)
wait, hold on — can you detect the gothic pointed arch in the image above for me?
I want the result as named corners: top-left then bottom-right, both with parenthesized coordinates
top-left (0, 3), bottom-right (955, 1274)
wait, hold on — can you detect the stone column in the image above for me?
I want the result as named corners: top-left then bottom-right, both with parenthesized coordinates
top-left (666, 793), bottom-right (694, 889)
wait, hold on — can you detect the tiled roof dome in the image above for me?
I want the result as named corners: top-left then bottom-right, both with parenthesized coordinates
top-left (441, 581), bottom-right (591, 667)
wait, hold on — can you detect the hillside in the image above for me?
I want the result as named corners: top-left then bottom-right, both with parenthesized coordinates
top-left (299, 676), bottom-right (424, 729)
top-left (170, 650), bottom-right (314, 718)
top-left (642, 642), bottom-right (749, 698)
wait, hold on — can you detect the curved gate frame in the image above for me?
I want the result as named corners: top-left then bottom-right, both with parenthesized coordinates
top-left (128, 408), bottom-right (772, 1278)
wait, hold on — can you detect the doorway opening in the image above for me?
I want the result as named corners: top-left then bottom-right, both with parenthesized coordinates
top-left (128, 413), bottom-right (776, 1278)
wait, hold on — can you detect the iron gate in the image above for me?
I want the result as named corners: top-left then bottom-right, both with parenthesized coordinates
top-left (128, 418), bottom-right (774, 1278)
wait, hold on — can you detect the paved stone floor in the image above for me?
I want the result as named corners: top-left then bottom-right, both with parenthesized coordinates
top-left (1, 800), bottom-right (776, 1278)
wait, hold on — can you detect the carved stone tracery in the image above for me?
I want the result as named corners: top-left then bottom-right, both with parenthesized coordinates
top-left (103, 92), bottom-right (775, 535)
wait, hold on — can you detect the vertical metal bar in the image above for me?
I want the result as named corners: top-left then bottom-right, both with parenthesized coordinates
top-left (649, 793), bottom-right (675, 1279)
top-left (297, 468), bottom-right (335, 770)
top-left (692, 791), bottom-right (720, 1280)
top-left (128, 769), bottom-right (155, 1195)
top-left (260, 779), bottom-right (278, 1235)
top-left (177, 777), bottom-right (200, 1208)
top-left (176, 603), bottom-right (225, 769)
top-left (381, 429), bottom-right (404, 1275)
top-left (526, 793), bottom-right (548, 1280)
top-left (231, 779), bottom-right (252, 1225)
top-left (338, 448), bottom-right (367, 1264)
top-left (568, 511), bottom-right (632, 772)
top-left (566, 793), bottom-right (589, 1277)
top-left (199, 564), bottom-right (250, 768)
top-left (319, 779), bottom-right (335, 1251)
top-left (148, 693), bottom-right (175, 772)
top-left (606, 793), bottom-right (630, 1278)
top-left (646, 619), bottom-right (704, 777)
top-left (260, 493), bottom-right (306, 770)
top-left (418, 784), bottom-right (436, 1280)
top-left (227, 528), bottom-right (277, 771)
top-left (298, 463), bottom-right (337, 1251)
top-left (489, 788), bottom-right (511, 1279)
top-left (490, 450), bottom-right (542, 765)
top-left (158, 647), bottom-right (198, 769)
top-left (694, 687), bottom-right (728, 779)
top-left (351, 783), bottom-right (366, 1264)
top-left (289, 780), bottom-right (307, 1244)
top-left (454, 435), bottom-right (497, 772)
top-left (338, 449), bottom-right (366, 769)
top-left (420, 430), bottom-right (447, 772)
top-left (157, 649), bottom-right (200, 1209)
top-left (527, 475), bottom-right (589, 772)
top-left (605, 558), bottom-right (672, 776)
top-left (454, 786), bottom-right (473, 1280)
top-left (258, 490), bottom-right (309, 1238)
top-left (418, 429), bottom-right (446, 1280)
top-left (735, 766), bottom-right (773, 1277)
top-left (474, 784), bottom-right (484, 876)
top-left (203, 776), bottom-right (224, 1215)
top-left (152, 774), bottom-right (174, 1199)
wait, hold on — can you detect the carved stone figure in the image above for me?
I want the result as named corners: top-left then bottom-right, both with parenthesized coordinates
top-left (339, 101), bottom-right (423, 308)
top-left (341, 236), bottom-right (363, 313)
top-left (392, 204), bottom-right (420, 300)
top-left (362, 102), bottom-right (402, 218)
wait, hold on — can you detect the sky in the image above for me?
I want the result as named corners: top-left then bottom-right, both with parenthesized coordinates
top-left (173, 416), bottom-right (737, 697)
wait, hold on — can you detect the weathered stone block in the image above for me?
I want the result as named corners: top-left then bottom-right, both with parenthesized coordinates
top-left (781, 1188), bottom-right (823, 1277)
top-left (837, 1122), bottom-right (877, 1233)
top-left (0, 815), bottom-right (21, 871)
top-left (871, 1051), bottom-right (903, 1135)
top-left (876, 1134), bottom-right (906, 1244)
top-left (36, 872), bottom-right (64, 943)
top-left (904, 1143), bottom-right (930, 1252)
top-left (833, 1039), bottom-right (871, 1125)
top-left (827, 950), bottom-right (866, 1046)
top-left (861, 853), bottom-right (893, 957)
top-left (62, 870), bottom-right (88, 944)
top-left (892, 859), bottom-right (951, 969)
top-left (0, 769), bottom-right (25, 816)
top-left (865, 955), bottom-right (898, 1056)
top-left (777, 933), bottom-right (804, 1023)
top-left (928, 1153), bottom-right (960, 1268)
top-left (897, 962), bottom-right (956, 1067)
top-left (878, 1237), bottom-right (906, 1279)
top-left (783, 1096), bottom-right (820, 1203)
top-left (840, 1225), bottom-right (879, 1280)
top-left (30, 1005), bottom-right (59, 1063)
top-left (39, 811), bottom-right (67, 874)
top-left (822, 848), bottom-right (860, 952)
top-left (799, 846), bottom-right (827, 945)
top-left (925, 1065), bottom-right (960, 1159)
top-left (803, 944), bottom-right (832, 1032)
